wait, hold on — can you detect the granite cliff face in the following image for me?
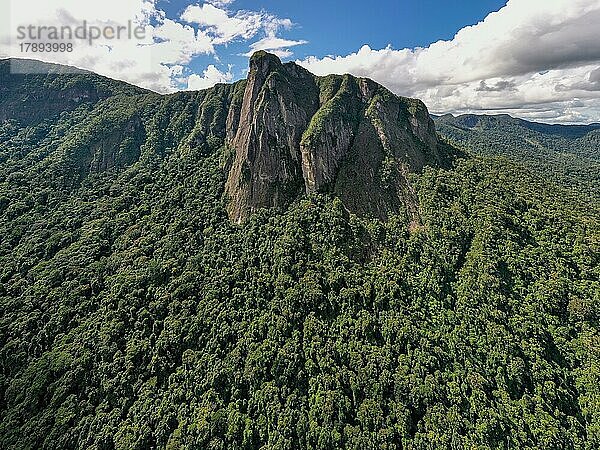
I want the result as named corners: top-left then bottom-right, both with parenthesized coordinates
top-left (225, 52), bottom-right (320, 222)
top-left (224, 51), bottom-right (453, 222)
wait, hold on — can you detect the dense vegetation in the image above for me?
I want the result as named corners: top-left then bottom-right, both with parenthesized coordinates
top-left (0, 64), bottom-right (599, 449)
top-left (434, 114), bottom-right (600, 198)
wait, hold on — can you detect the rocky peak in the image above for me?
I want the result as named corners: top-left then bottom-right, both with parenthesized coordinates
top-left (221, 52), bottom-right (454, 223)
top-left (248, 50), bottom-right (284, 77)
top-left (225, 52), bottom-right (320, 223)
top-left (0, 53), bottom-right (454, 223)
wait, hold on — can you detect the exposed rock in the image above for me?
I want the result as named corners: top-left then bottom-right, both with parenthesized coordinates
top-left (224, 52), bottom-right (454, 222)
top-left (225, 51), bottom-right (320, 223)
top-left (225, 80), bottom-right (247, 143)
top-left (2, 54), bottom-right (455, 222)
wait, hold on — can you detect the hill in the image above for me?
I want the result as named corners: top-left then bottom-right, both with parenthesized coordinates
top-left (0, 58), bottom-right (148, 126)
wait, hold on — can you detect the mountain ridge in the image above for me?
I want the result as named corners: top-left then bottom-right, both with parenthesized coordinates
top-left (435, 113), bottom-right (600, 137)
top-left (224, 51), bottom-right (457, 223)
top-left (1, 52), bottom-right (458, 223)
top-left (0, 58), bottom-right (150, 127)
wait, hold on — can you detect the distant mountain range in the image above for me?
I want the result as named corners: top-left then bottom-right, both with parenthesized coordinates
top-left (433, 113), bottom-right (600, 197)
top-left (432, 113), bottom-right (600, 137)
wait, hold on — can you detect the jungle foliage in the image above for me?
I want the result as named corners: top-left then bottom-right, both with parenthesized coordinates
top-left (0, 66), bottom-right (599, 449)
top-left (434, 114), bottom-right (600, 198)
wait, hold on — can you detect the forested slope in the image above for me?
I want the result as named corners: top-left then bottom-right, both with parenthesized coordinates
top-left (0, 59), bottom-right (599, 449)
top-left (434, 114), bottom-right (600, 197)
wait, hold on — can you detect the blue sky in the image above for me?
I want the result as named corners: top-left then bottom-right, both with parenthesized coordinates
top-left (160, 0), bottom-right (508, 82)
top-left (3, 0), bottom-right (600, 123)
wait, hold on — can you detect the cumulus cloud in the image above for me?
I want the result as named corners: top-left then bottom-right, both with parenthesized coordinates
top-left (243, 36), bottom-right (308, 58)
top-left (187, 64), bottom-right (233, 90)
top-left (2, 0), bottom-right (599, 122)
top-left (298, 0), bottom-right (600, 123)
top-left (181, 2), bottom-right (304, 57)
top-left (557, 66), bottom-right (600, 92)
top-left (181, 3), bottom-right (294, 46)
top-left (1, 0), bottom-right (218, 92)
top-left (0, 0), bottom-right (300, 93)
top-left (206, 0), bottom-right (236, 7)
top-left (476, 80), bottom-right (517, 92)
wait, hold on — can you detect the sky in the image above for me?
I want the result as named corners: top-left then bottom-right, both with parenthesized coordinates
top-left (2, 0), bottom-right (600, 123)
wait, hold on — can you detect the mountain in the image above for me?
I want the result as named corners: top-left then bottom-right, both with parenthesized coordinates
top-left (435, 113), bottom-right (600, 138)
top-left (0, 55), bottom-right (599, 449)
top-left (226, 51), bottom-right (456, 223)
top-left (434, 113), bottom-right (600, 196)
top-left (1, 54), bottom-right (456, 224)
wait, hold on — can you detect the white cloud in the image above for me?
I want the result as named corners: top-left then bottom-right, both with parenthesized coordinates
top-left (152, 18), bottom-right (214, 65)
top-left (1, 0), bottom-right (219, 92)
top-left (244, 36), bottom-right (308, 58)
top-left (206, 0), bottom-right (236, 7)
top-left (298, 0), bottom-right (600, 123)
top-left (3, 0), bottom-right (598, 122)
top-left (0, 0), bottom-right (301, 93)
top-left (187, 64), bottom-right (232, 90)
top-left (181, 3), bottom-right (293, 46)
